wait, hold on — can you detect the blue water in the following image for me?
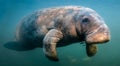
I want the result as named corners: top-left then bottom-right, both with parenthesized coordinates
top-left (0, 0), bottom-right (120, 66)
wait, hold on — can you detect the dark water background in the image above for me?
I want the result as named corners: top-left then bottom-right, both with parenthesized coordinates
top-left (0, 0), bottom-right (120, 66)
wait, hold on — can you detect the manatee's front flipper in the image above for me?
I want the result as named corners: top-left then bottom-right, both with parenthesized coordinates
top-left (43, 29), bottom-right (63, 61)
top-left (86, 44), bottom-right (97, 57)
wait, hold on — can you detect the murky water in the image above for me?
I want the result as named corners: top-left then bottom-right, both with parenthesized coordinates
top-left (0, 0), bottom-right (120, 66)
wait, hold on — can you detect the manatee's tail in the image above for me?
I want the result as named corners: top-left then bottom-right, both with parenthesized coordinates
top-left (4, 41), bottom-right (36, 51)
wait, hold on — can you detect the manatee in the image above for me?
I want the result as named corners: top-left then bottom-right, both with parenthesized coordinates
top-left (5, 6), bottom-right (110, 61)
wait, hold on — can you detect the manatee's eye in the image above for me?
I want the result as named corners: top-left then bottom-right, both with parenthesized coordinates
top-left (82, 18), bottom-right (90, 23)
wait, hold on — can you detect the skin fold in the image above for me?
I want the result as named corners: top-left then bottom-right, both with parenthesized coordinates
top-left (15, 6), bottom-right (110, 61)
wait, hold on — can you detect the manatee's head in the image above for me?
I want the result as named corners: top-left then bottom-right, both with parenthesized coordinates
top-left (76, 7), bottom-right (110, 44)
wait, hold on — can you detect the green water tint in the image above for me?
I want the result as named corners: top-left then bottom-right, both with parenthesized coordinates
top-left (0, 0), bottom-right (120, 66)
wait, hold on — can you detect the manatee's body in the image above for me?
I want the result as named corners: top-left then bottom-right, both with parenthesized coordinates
top-left (16, 6), bottom-right (82, 47)
top-left (16, 6), bottom-right (110, 61)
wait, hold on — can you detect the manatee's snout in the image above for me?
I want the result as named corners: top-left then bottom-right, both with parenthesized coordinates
top-left (86, 24), bottom-right (110, 44)
top-left (77, 7), bottom-right (110, 44)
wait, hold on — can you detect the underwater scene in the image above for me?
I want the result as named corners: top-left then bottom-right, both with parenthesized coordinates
top-left (0, 0), bottom-right (120, 66)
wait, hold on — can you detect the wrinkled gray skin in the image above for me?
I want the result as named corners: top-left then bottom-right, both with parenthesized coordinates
top-left (16, 6), bottom-right (110, 61)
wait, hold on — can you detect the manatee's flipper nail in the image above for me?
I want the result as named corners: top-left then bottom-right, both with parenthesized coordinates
top-left (45, 55), bottom-right (59, 61)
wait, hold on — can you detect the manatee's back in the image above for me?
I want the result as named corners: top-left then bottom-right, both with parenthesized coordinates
top-left (15, 6), bottom-right (82, 45)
